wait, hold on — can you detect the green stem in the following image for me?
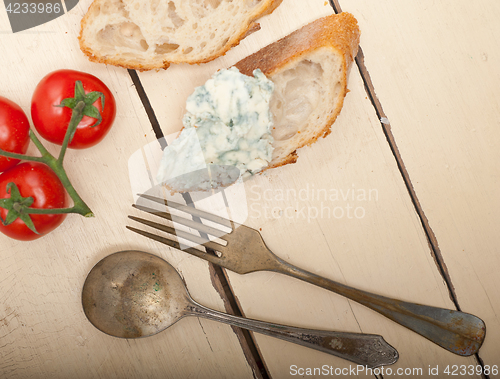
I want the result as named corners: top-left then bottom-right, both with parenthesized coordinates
top-left (0, 99), bottom-right (94, 218)
top-left (58, 101), bottom-right (85, 163)
top-left (0, 148), bottom-right (45, 163)
top-left (43, 155), bottom-right (94, 217)
top-left (18, 207), bottom-right (85, 215)
top-left (29, 129), bottom-right (52, 159)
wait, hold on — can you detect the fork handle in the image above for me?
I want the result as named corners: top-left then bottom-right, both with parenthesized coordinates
top-left (271, 259), bottom-right (485, 356)
top-left (187, 300), bottom-right (398, 368)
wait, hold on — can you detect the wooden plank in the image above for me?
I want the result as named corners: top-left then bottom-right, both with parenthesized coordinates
top-left (337, 0), bottom-right (500, 374)
top-left (0, 3), bottom-right (254, 378)
top-left (136, 0), bottom-right (486, 376)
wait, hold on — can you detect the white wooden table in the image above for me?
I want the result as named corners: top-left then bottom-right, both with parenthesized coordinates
top-left (1, 0), bottom-right (499, 378)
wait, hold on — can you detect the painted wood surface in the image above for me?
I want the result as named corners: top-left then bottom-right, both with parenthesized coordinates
top-left (338, 0), bottom-right (500, 376)
top-left (0, 3), bottom-right (254, 379)
top-left (0, 0), bottom-right (498, 378)
top-left (136, 0), bottom-right (495, 377)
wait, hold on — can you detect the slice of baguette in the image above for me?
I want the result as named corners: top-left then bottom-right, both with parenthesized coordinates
top-left (79, 0), bottom-right (282, 71)
top-left (235, 12), bottom-right (360, 170)
top-left (159, 12), bottom-right (360, 193)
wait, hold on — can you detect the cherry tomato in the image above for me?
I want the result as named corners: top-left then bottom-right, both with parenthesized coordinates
top-left (0, 96), bottom-right (30, 172)
top-left (31, 69), bottom-right (116, 149)
top-left (0, 162), bottom-right (68, 241)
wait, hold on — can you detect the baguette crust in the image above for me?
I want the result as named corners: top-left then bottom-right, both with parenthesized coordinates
top-left (79, 0), bottom-right (283, 71)
top-left (235, 12), bottom-right (360, 169)
top-left (160, 12), bottom-right (360, 193)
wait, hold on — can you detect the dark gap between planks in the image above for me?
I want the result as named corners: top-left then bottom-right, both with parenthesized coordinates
top-left (127, 69), bottom-right (270, 379)
top-left (352, 35), bottom-right (491, 379)
top-left (352, 48), bottom-right (461, 309)
top-left (129, 2), bottom-right (485, 372)
top-left (330, 1), bottom-right (489, 375)
top-left (328, 0), bottom-right (463, 308)
top-left (331, 0), bottom-right (462, 308)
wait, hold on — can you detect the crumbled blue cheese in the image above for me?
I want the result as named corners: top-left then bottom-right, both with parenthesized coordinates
top-left (156, 67), bottom-right (274, 189)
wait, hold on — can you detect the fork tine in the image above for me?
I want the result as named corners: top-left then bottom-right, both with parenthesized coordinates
top-left (126, 226), bottom-right (224, 265)
top-left (132, 203), bottom-right (226, 237)
top-left (138, 193), bottom-right (232, 228)
top-left (128, 215), bottom-right (225, 252)
top-left (129, 215), bottom-right (209, 245)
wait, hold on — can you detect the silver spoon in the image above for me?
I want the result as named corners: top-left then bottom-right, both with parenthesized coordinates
top-left (82, 250), bottom-right (398, 368)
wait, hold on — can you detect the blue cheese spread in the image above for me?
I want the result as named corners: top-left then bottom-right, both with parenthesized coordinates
top-left (156, 67), bottom-right (274, 190)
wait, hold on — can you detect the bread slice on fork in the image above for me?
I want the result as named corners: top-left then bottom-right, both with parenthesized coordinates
top-left (235, 12), bottom-right (360, 170)
top-left (78, 0), bottom-right (283, 71)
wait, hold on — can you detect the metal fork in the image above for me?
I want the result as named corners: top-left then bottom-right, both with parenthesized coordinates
top-left (127, 194), bottom-right (486, 357)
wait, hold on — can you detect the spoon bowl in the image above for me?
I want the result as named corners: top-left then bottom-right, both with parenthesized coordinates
top-left (82, 250), bottom-right (399, 368)
top-left (82, 250), bottom-right (187, 338)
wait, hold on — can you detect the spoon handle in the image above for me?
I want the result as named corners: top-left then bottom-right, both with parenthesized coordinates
top-left (186, 300), bottom-right (398, 368)
top-left (272, 257), bottom-right (486, 356)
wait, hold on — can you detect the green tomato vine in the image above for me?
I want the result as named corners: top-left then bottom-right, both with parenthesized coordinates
top-left (0, 82), bottom-right (100, 234)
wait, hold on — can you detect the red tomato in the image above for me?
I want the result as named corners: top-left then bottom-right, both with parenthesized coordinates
top-left (0, 96), bottom-right (30, 172)
top-left (31, 69), bottom-right (116, 149)
top-left (0, 162), bottom-right (68, 241)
